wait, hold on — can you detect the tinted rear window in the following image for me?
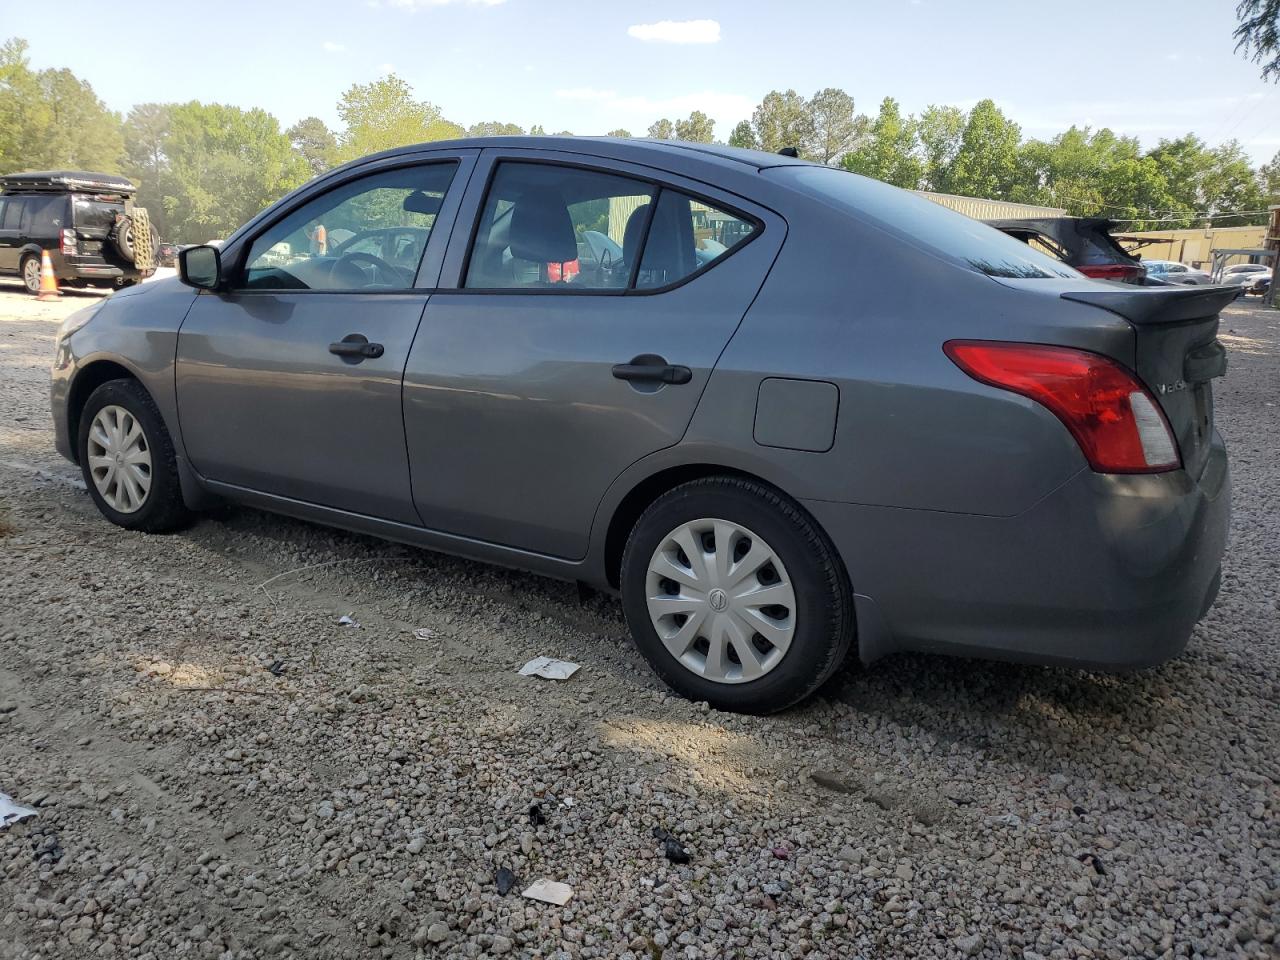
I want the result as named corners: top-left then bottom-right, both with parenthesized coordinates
top-left (21, 195), bottom-right (68, 234)
top-left (73, 196), bottom-right (124, 236)
top-left (770, 166), bottom-right (1078, 280)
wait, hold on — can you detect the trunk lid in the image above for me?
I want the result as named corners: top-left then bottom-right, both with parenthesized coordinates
top-left (1059, 285), bottom-right (1236, 477)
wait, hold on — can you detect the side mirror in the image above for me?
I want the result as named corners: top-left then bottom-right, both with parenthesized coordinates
top-left (179, 245), bottom-right (222, 290)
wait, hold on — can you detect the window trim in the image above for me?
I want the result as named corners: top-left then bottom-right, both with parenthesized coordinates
top-left (226, 157), bottom-right (466, 296)
top-left (455, 157), bottom-right (765, 297)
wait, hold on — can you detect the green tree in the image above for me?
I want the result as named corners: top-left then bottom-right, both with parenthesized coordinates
top-left (647, 118), bottom-right (675, 139)
top-left (841, 97), bottom-right (922, 188)
top-left (674, 110), bottom-right (715, 143)
top-left (122, 103), bottom-right (174, 237)
top-left (529, 124), bottom-right (547, 136)
top-left (287, 116), bottom-right (337, 177)
top-left (467, 121), bottom-right (524, 138)
top-left (335, 74), bottom-right (463, 161)
top-left (0, 39), bottom-right (122, 174)
top-left (1235, 0), bottom-right (1280, 80)
top-left (727, 119), bottom-right (757, 150)
top-left (916, 105), bottom-right (965, 193)
top-left (751, 89), bottom-right (813, 156)
top-left (948, 99), bottom-right (1022, 199)
top-left (159, 102), bottom-right (310, 243)
top-left (606, 128), bottom-right (632, 138)
top-left (807, 87), bottom-right (861, 164)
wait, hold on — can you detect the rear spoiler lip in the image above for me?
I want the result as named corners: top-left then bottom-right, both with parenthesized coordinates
top-left (1060, 285), bottom-right (1238, 326)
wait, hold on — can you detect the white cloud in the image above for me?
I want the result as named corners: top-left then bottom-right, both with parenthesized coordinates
top-left (627, 19), bottom-right (720, 44)
top-left (322, 41), bottom-right (346, 53)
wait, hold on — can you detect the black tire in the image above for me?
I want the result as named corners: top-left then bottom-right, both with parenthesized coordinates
top-left (20, 254), bottom-right (41, 294)
top-left (620, 476), bottom-right (854, 714)
top-left (77, 379), bottom-right (191, 533)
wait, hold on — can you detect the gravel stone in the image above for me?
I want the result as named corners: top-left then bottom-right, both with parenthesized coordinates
top-left (0, 292), bottom-right (1274, 959)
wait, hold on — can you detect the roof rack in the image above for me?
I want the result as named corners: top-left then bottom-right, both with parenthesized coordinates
top-left (0, 170), bottom-right (137, 195)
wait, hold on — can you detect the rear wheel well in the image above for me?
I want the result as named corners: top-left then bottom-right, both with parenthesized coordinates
top-left (67, 361), bottom-right (138, 464)
top-left (605, 464), bottom-right (782, 589)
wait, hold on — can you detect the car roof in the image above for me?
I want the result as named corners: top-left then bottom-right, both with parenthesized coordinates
top-left (0, 170), bottom-right (136, 195)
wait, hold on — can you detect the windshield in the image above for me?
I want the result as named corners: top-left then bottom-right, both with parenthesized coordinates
top-left (769, 166), bottom-right (1079, 280)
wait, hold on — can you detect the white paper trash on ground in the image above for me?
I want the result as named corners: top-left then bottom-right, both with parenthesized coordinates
top-left (518, 657), bottom-right (580, 681)
top-left (0, 792), bottom-right (36, 828)
top-left (522, 879), bottom-right (574, 905)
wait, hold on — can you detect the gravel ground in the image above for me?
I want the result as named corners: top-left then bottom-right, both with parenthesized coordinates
top-left (0, 281), bottom-right (1276, 960)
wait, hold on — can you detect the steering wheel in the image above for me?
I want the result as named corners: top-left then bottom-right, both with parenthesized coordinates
top-left (334, 251), bottom-right (402, 287)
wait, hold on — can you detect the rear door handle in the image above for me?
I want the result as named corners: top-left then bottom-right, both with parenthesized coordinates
top-left (612, 354), bottom-right (693, 385)
top-left (329, 333), bottom-right (384, 361)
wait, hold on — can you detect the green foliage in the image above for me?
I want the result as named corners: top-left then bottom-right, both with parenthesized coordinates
top-left (647, 118), bottom-right (675, 140)
top-left (606, 128), bottom-right (632, 139)
top-left (948, 99), bottom-right (1022, 199)
top-left (727, 120), bottom-right (757, 151)
top-left (287, 117), bottom-right (337, 177)
top-left (916, 105), bottom-right (965, 192)
top-left (1235, 0), bottom-right (1280, 81)
top-left (335, 74), bottom-right (463, 161)
top-left (467, 121), bottom-right (525, 138)
top-left (0, 39), bottom-right (122, 174)
top-left (751, 89), bottom-right (813, 156)
top-left (841, 98), bottom-right (922, 188)
top-left (158, 102), bottom-right (310, 243)
top-left (808, 88), bottom-right (862, 164)
top-left (675, 111), bottom-right (715, 144)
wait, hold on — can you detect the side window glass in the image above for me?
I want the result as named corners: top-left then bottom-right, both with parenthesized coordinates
top-left (635, 191), bottom-right (757, 289)
top-left (465, 163), bottom-right (653, 290)
top-left (2, 198), bottom-right (27, 230)
top-left (242, 162), bottom-right (458, 291)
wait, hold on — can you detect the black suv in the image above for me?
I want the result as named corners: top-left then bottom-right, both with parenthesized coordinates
top-left (0, 171), bottom-right (158, 293)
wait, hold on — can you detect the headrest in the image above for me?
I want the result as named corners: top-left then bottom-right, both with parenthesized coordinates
top-left (622, 204), bottom-right (649, 262)
top-left (509, 192), bottom-right (577, 263)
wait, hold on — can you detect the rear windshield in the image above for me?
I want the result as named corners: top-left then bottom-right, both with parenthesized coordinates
top-left (769, 166), bottom-right (1079, 280)
top-left (72, 196), bottom-right (125, 237)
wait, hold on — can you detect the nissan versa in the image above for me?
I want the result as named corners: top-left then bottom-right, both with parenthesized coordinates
top-left (49, 137), bottom-right (1234, 713)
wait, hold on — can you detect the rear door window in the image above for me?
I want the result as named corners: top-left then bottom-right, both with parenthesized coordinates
top-left (25, 196), bottom-right (67, 235)
top-left (635, 190), bottom-right (757, 289)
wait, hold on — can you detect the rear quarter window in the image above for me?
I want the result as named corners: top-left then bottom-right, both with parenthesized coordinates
top-left (24, 195), bottom-right (68, 235)
top-left (770, 166), bottom-right (1079, 280)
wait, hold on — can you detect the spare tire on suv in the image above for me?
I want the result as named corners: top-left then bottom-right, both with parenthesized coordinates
top-left (112, 214), bottom-right (159, 272)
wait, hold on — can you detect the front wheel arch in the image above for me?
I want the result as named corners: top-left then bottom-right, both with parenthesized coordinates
top-left (66, 360), bottom-right (142, 464)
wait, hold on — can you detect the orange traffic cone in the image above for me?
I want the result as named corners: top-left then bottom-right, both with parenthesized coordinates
top-left (36, 249), bottom-right (60, 301)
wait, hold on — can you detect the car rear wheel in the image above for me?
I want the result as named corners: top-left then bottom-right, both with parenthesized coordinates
top-left (620, 477), bottom-right (854, 714)
top-left (21, 255), bottom-right (40, 294)
top-left (77, 379), bottom-right (191, 532)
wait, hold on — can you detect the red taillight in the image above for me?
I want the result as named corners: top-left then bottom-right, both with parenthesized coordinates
top-left (1078, 263), bottom-right (1144, 283)
top-left (944, 340), bottom-right (1180, 474)
top-left (60, 228), bottom-right (76, 255)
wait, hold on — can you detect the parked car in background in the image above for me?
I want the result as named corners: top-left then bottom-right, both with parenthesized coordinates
top-left (50, 138), bottom-right (1233, 713)
top-left (157, 242), bottom-right (180, 267)
top-left (1142, 260), bottom-right (1214, 285)
top-left (1221, 263), bottom-right (1271, 297)
top-left (985, 216), bottom-right (1146, 283)
top-left (0, 171), bottom-right (158, 292)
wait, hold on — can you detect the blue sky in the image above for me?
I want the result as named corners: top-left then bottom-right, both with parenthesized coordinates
top-left (7, 0), bottom-right (1278, 162)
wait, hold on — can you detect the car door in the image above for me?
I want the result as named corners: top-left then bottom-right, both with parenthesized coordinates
top-left (0, 197), bottom-right (27, 272)
top-left (175, 152), bottom-right (477, 523)
top-left (402, 150), bottom-right (785, 559)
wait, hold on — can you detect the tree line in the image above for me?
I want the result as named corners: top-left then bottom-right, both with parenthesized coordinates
top-left (0, 36), bottom-right (1271, 242)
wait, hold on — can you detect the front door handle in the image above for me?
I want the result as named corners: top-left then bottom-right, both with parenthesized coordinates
top-left (612, 354), bottom-right (693, 385)
top-left (329, 333), bottom-right (384, 361)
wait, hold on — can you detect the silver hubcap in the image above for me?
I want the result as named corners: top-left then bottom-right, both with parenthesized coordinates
top-left (87, 405), bottom-right (152, 513)
top-left (645, 518), bottom-right (796, 684)
top-left (23, 258), bottom-right (39, 289)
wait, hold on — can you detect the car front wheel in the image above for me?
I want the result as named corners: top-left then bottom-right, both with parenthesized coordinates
top-left (77, 379), bottom-right (191, 532)
top-left (621, 477), bottom-right (854, 714)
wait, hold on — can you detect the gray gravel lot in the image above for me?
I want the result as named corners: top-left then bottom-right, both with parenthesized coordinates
top-left (0, 281), bottom-right (1276, 959)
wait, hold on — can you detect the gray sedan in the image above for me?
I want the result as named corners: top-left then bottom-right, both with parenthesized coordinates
top-left (49, 137), bottom-right (1233, 713)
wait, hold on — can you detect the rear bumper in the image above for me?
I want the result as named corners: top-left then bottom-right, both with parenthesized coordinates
top-left (54, 253), bottom-right (139, 285)
top-left (807, 431), bottom-right (1230, 669)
